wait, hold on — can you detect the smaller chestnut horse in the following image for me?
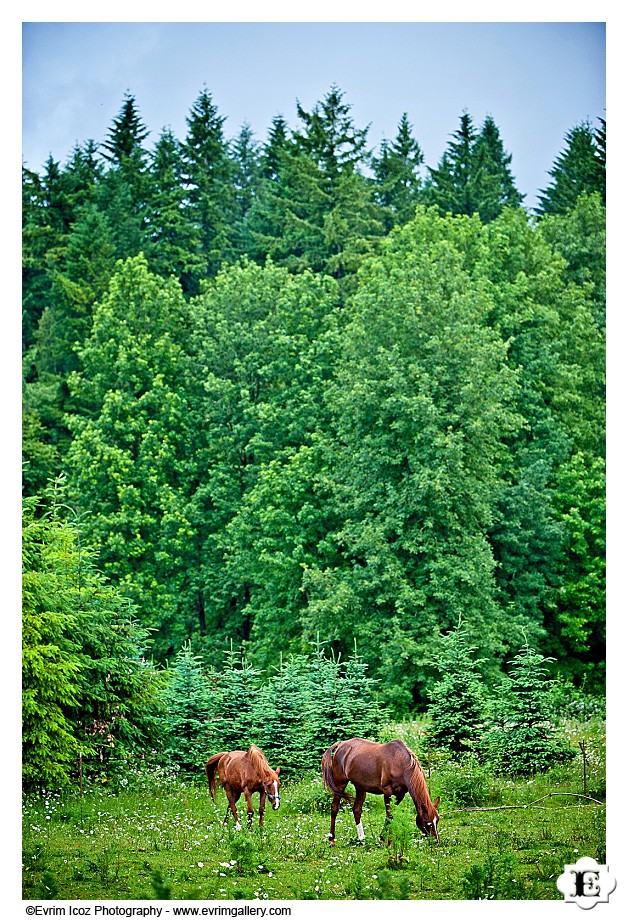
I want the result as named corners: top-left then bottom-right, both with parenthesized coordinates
top-left (205, 744), bottom-right (281, 829)
top-left (322, 737), bottom-right (440, 845)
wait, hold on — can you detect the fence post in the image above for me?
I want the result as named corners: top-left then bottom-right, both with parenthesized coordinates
top-left (578, 740), bottom-right (587, 795)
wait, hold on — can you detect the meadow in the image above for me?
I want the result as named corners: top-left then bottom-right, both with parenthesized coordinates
top-left (22, 718), bottom-right (605, 902)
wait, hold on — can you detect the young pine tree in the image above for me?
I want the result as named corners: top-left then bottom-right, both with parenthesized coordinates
top-left (426, 622), bottom-right (486, 755)
top-left (251, 655), bottom-right (313, 779)
top-left (205, 642), bottom-right (262, 753)
top-left (162, 642), bottom-right (212, 775)
top-left (480, 643), bottom-right (573, 774)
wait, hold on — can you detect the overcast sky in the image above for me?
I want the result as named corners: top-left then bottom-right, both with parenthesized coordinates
top-left (22, 20), bottom-right (606, 211)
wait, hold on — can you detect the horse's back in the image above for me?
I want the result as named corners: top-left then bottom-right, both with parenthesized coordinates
top-left (338, 737), bottom-right (414, 789)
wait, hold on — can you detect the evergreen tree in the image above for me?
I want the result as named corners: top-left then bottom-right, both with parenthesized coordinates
top-left (307, 639), bottom-right (384, 757)
top-left (22, 154), bottom-right (79, 351)
top-left (426, 622), bottom-right (486, 754)
top-left (250, 87), bottom-right (384, 284)
top-left (162, 643), bottom-right (212, 774)
top-left (182, 87), bottom-right (237, 280)
top-left (293, 84), bottom-right (369, 180)
top-left (145, 127), bottom-right (204, 293)
top-left (101, 92), bottom-right (150, 165)
top-left (230, 122), bottom-right (263, 258)
top-left (469, 116), bottom-right (523, 220)
top-left (536, 120), bottom-right (605, 216)
top-left (22, 484), bottom-right (163, 788)
top-left (251, 656), bottom-right (313, 778)
top-left (426, 111), bottom-right (477, 216)
top-left (99, 92), bottom-right (151, 259)
top-left (480, 644), bottom-right (572, 774)
top-left (206, 643), bottom-right (262, 752)
top-left (593, 116), bottom-right (606, 203)
top-left (372, 112), bottom-right (425, 229)
top-left (261, 114), bottom-right (290, 181)
top-left (22, 163), bottom-right (52, 351)
top-left (426, 112), bottom-right (522, 221)
top-left (22, 494), bottom-right (82, 789)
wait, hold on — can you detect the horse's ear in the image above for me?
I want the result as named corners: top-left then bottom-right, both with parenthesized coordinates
top-left (433, 796), bottom-right (440, 808)
top-left (276, 766), bottom-right (281, 775)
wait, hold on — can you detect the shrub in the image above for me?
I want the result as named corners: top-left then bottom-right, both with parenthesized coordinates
top-left (432, 753), bottom-right (493, 806)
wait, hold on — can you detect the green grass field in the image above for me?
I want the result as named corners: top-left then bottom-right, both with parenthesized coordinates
top-left (22, 718), bottom-right (605, 902)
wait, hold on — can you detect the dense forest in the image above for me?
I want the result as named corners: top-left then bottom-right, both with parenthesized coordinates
top-left (22, 86), bottom-right (606, 788)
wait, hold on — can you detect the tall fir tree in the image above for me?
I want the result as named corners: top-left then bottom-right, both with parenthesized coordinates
top-left (98, 92), bottom-right (151, 259)
top-left (248, 86), bottom-right (384, 285)
top-left (426, 111), bottom-right (477, 216)
top-left (469, 116), bottom-right (523, 220)
top-left (230, 122), bottom-right (264, 259)
top-left (372, 112), bottom-right (425, 229)
top-left (425, 112), bottom-right (522, 221)
top-left (145, 127), bottom-right (204, 293)
top-left (536, 120), bottom-right (605, 216)
top-left (182, 87), bottom-right (237, 282)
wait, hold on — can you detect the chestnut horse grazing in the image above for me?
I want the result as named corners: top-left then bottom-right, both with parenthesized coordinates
top-left (205, 745), bottom-right (281, 829)
top-left (322, 737), bottom-right (440, 846)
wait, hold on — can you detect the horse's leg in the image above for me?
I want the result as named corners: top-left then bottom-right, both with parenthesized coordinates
top-left (328, 793), bottom-right (342, 846)
top-left (243, 788), bottom-right (255, 829)
top-left (259, 791), bottom-right (266, 827)
top-left (353, 790), bottom-right (367, 844)
top-left (224, 786), bottom-right (242, 830)
top-left (381, 794), bottom-right (393, 843)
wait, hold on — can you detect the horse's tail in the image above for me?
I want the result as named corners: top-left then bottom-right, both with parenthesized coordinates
top-left (321, 742), bottom-right (354, 803)
top-left (205, 752), bottom-right (227, 802)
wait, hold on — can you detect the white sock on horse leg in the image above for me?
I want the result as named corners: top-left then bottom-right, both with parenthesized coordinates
top-left (356, 821), bottom-right (365, 841)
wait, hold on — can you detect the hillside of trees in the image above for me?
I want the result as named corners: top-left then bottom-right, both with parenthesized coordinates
top-left (22, 86), bottom-right (605, 787)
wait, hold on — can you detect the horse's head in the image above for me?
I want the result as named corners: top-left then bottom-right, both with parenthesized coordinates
top-left (263, 767), bottom-right (281, 810)
top-left (417, 795), bottom-right (440, 842)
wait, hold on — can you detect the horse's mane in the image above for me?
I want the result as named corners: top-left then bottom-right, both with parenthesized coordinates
top-left (247, 744), bottom-right (271, 776)
top-left (403, 744), bottom-right (432, 807)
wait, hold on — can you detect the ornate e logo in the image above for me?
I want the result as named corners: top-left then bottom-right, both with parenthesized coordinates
top-left (557, 857), bottom-right (616, 909)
